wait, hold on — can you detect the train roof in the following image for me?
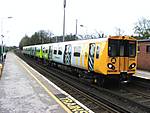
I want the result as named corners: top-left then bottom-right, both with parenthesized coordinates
top-left (108, 36), bottom-right (136, 40)
top-left (23, 36), bottom-right (136, 48)
top-left (23, 38), bottom-right (108, 48)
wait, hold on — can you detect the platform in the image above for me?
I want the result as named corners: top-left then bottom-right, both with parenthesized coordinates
top-left (134, 70), bottom-right (150, 80)
top-left (0, 52), bottom-right (93, 113)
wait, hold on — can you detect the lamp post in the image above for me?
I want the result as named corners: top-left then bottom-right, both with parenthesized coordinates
top-left (1, 16), bottom-right (13, 62)
top-left (63, 0), bottom-right (66, 42)
top-left (75, 19), bottom-right (78, 36)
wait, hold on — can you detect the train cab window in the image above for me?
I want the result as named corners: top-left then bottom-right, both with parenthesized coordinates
top-left (108, 40), bottom-right (118, 57)
top-left (129, 41), bottom-right (136, 57)
top-left (96, 45), bottom-right (100, 59)
top-left (109, 39), bottom-right (136, 57)
top-left (119, 40), bottom-right (128, 57)
top-left (120, 45), bottom-right (125, 57)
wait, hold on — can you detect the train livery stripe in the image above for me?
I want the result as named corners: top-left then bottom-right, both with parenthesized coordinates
top-left (88, 43), bottom-right (95, 71)
top-left (89, 57), bottom-right (94, 71)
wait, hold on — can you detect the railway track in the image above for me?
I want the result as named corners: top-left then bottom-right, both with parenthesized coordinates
top-left (16, 53), bottom-right (123, 113)
top-left (132, 76), bottom-right (150, 89)
top-left (16, 52), bottom-right (150, 113)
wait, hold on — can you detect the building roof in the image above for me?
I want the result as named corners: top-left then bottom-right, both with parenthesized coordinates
top-left (138, 39), bottom-right (150, 42)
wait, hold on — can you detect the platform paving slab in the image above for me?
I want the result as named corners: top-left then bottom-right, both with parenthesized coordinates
top-left (135, 70), bottom-right (150, 80)
top-left (0, 52), bottom-right (66, 113)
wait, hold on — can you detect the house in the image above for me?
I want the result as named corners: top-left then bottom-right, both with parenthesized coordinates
top-left (137, 39), bottom-right (150, 71)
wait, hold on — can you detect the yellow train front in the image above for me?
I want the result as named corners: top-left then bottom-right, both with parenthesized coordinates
top-left (93, 36), bottom-right (137, 83)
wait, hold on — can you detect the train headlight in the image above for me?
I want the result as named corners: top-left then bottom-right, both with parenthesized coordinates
top-left (129, 63), bottom-right (136, 69)
top-left (108, 64), bottom-right (113, 68)
top-left (131, 64), bottom-right (135, 68)
top-left (107, 63), bottom-right (115, 70)
top-left (111, 57), bottom-right (116, 64)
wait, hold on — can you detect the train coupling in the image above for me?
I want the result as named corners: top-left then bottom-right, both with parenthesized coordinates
top-left (120, 72), bottom-right (130, 84)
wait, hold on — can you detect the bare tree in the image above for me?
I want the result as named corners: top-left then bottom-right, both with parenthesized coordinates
top-left (115, 27), bottom-right (124, 36)
top-left (134, 17), bottom-right (150, 39)
top-left (46, 30), bottom-right (54, 43)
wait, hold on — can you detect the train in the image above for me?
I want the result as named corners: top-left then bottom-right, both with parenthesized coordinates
top-left (22, 36), bottom-right (137, 85)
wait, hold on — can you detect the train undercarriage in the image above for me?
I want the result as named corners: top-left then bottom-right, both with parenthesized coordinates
top-left (34, 57), bottom-right (132, 87)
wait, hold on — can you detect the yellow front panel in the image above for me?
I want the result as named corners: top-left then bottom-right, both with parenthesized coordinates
top-left (107, 57), bottom-right (136, 75)
top-left (107, 57), bottom-right (120, 74)
top-left (94, 41), bottom-right (108, 75)
top-left (119, 57), bottom-right (129, 72)
top-left (107, 36), bottom-right (137, 75)
top-left (128, 57), bottom-right (136, 74)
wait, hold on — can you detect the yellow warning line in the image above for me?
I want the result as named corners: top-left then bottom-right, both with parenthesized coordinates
top-left (17, 59), bottom-right (72, 113)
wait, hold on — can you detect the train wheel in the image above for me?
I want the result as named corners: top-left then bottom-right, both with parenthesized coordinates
top-left (78, 74), bottom-right (81, 78)
top-left (91, 77), bottom-right (97, 84)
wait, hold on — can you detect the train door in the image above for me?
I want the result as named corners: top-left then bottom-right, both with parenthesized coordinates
top-left (63, 44), bottom-right (72, 65)
top-left (119, 40), bottom-right (128, 72)
top-left (34, 47), bottom-right (36, 57)
top-left (88, 43), bottom-right (96, 71)
top-left (39, 46), bottom-right (43, 58)
top-left (49, 46), bottom-right (53, 61)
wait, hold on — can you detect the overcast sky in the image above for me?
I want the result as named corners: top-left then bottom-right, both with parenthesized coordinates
top-left (0, 0), bottom-right (150, 46)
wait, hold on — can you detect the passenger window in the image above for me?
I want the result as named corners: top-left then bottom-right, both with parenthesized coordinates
top-left (54, 50), bottom-right (57, 54)
top-left (74, 52), bottom-right (80, 57)
top-left (58, 50), bottom-right (62, 55)
top-left (58, 47), bottom-right (62, 55)
top-left (74, 46), bottom-right (81, 57)
top-left (96, 45), bottom-right (100, 59)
